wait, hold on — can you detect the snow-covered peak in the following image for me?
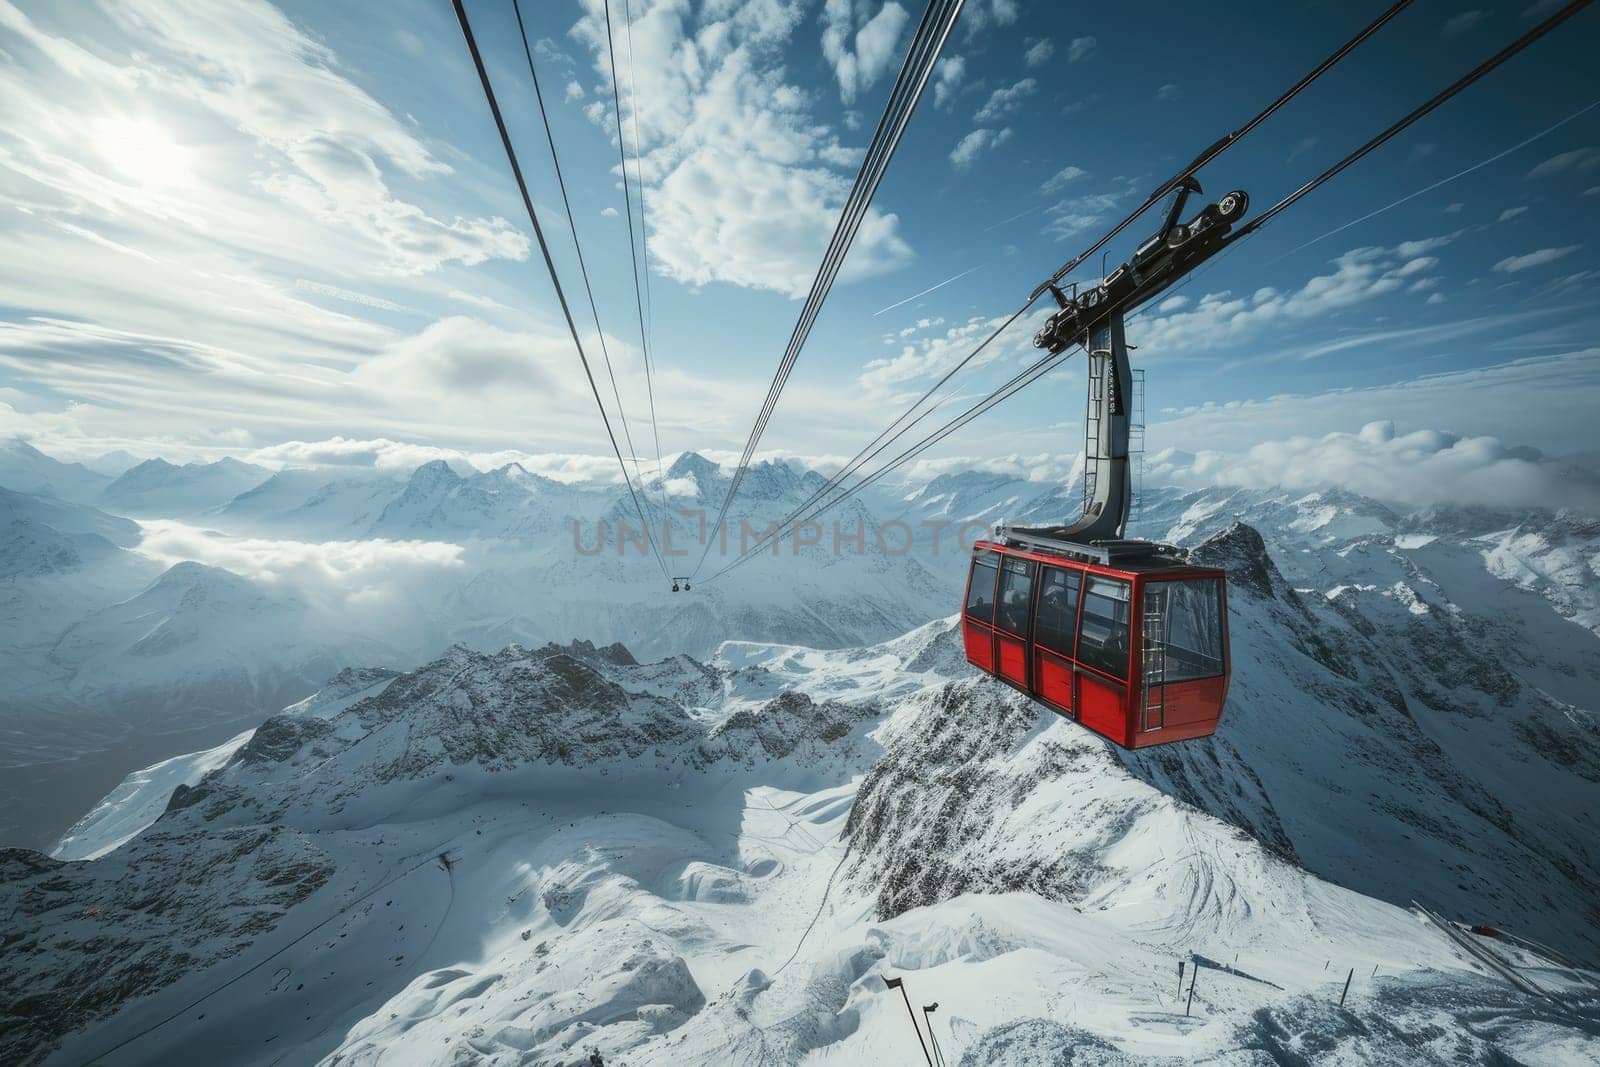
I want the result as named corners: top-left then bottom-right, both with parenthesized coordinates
top-left (99, 456), bottom-right (271, 517)
top-left (0, 437), bottom-right (111, 503)
top-left (665, 450), bottom-right (724, 485)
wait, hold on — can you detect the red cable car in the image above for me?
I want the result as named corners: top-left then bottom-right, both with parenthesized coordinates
top-left (961, 188), bottom-right (1243, 747)
top-left (961, 538), bottom-right (1229, 748)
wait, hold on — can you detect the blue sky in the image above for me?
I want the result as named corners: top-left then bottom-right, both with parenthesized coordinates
top-left (1, 0), bottom-right (1597, 506)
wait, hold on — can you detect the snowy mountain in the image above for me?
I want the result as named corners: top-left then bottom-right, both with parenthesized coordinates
top-left (365, 459), bottom-right (590, 542)
top-left (99, 456), bottom-right (271, 517)
top-left (212, 467), bottom-right (407, 538)
top-left (0, 438), bottom-right (110, 504)
top-left (0, 485), bottom-right (141, 577)
top-left (7, 526), bottom-right (1595, 1065)
top-left (420, 452), bottom-right (954, 662)
top-left (0, 489), bottom-right (164, 802)
top-left (50, 561), bottom-right (404, 727)
top-left (0, 447), bottom-right (953, 856)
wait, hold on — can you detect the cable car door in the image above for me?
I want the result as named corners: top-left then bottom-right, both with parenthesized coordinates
top-left (993, 556), bottom-right (1036, 688)
top-left (962, 550), bottom-right (1000, 671)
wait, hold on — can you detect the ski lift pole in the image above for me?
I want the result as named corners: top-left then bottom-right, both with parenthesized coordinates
top-left (883, 975), bottom-right (933, 1066)
top-left (922, 1002), bottom-right (945, 1067)
top-left (1339, 967), bottom-right (1354, 1007)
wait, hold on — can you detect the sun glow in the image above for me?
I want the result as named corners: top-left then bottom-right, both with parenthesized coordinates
top-left (93, 116), bottom-right (195, 191)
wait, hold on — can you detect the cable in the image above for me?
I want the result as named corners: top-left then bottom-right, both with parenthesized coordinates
top-left (1236, 0), bottom-right (1598, 239)
top-left (620, 0), bottom-right (671, 518)
top-left (707, 0), bottom-right (1597, 582)
top-left (706, 296), bottom-right (1041, 579)
top-left (510, 0), bottom-right (653, 512)
top-left (601, 0), bottom-right (669, 526)
top-left (1275, 95), bottom-right (1600, 262)
top-left (700, 0), bottom-right (960, 572)
top-left (692, 0), bottom-right (966, 577)
top-left (1032, 0), bottom-right (1416, 299)
top-left (703, 0), bottom-right (1423, 580)
top-left (453, 0), bottom-right (669, 578)
top-left (705, 329), bottom-right (1065, 582)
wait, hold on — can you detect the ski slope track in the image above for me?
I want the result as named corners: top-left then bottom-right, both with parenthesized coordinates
top-left (3, 524), bottom-right (1597, 1065)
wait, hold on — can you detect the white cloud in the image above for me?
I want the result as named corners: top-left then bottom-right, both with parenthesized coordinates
top-left (820, 1), bottom-right (911, 104)
top-left (1148, 419), bottom-right (1600, 514)
top-left (858, 308), bottom-right (1048, 394)
top-left (1131, 242), bottom-right (1457, 355)
top-left (901, 450), bottom-right (1081, 485)
top-left (572, 0), bottom-right (913, 297)
top-left (1525, 147), bottom-right (1599, 179)
top-left (933, 55), bottom-right (965, 108)
top-left (354, 316), bottom-right (573, 396)
top-left (1024, 38), bottom-right (1054, 67)
top-left (1493, 245), bottom-right (1581, 273)
top-left (960, 0), bottom-right (1020, 39)
top-left (293, 279), bottom-right (408, 313)
top-left (1067, 36), bottom-right (1097, 62)
top-left (1040, 164), bottom-right (1087, 194)
top-left (1443, 10), bottom-right (1486, 34)
top-left (1154, 350), bottom-right (1600, 463)
top-left (1497, 205), bottom-right (1529, 222)
top-left (1156, 83), bottom-right (1181, 102)
top-left (134, 518), bottom-right (467, 625)
top-left (137, 519), bottom-right (465, 584)
top-left (0, 0), bottom-right (540, 462)
top-left (950, 127), bottom-right (1013, 169)
top-left (241, 436), bottom-right (647, 484)
top-left (1044, 180), bottom-right (1138, 239)
top-left (974, 78), bottom-right (1036, 123)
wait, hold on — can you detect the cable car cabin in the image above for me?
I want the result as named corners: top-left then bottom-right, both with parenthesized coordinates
top-left (962, 540), bottom-right (1229, 749)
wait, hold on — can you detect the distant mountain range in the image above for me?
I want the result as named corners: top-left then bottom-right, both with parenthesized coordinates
top-left (2, 436), bottom-right (1597, 891)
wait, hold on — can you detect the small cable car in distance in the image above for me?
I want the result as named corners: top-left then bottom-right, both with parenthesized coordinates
top-left (962, 182), bottom-right (1241, 748)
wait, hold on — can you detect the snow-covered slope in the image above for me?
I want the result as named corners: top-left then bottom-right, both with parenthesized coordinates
top-left (8, 538), bottom-right (1595, 1065)
top-left (99, 457), bottom-right (271, 517)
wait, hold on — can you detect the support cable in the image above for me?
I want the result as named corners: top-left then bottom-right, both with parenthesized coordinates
top-left (704, 0), bottom-right (1421, 579)
top-left (453, 0), bottom-right (669, 578)
top-left (620, 0), bottom-right (671, 514)
top-left (691, 0), bottom-right (965, 577)
top-left (510, 0), bottom-right (653, 507)
top-left (1233, 0), bottom-right (1596, 240)
top-left (1031, 0), bottom-right (1417, 300)
top-left (703, 0), bottom-right (1595, 582)
top-left (601, 0), bottom-right (668, 521)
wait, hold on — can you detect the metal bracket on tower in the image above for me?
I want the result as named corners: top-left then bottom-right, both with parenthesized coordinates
top-left (1010, 308), bottom-right (1134, 545)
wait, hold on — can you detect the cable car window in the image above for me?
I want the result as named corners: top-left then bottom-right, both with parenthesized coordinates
top-left (1077, 576), bottom-right (1131, 679)
top-left (1034, 566), bottom-right (1081, 656)
top-left (1149, 579), bottom-right (1225, 682)
top-left (995, 557), bottom-right (1035, 636)
top-left (964, 553), bottom-right (999, 623)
